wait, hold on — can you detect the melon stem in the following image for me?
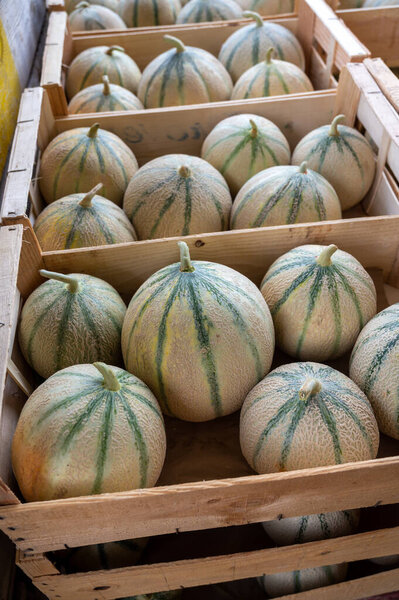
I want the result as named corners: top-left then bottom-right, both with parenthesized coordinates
top-left (93, 362), bottom-right (121, 392)
top-left (79, 183), bottom-right (104, 208)
top-left (299, 161), bottom-right (308, 174)
top-left (40, 270), bottom-right (80, 293)
top-left (106, 46), bottom-right (125, 56)
top-left (76, 1), bottom-right (90, 8)
top-left (164, 35), bottom-right (186, 53)
top-left (179, 165), bottom-right (191, 178)
top-left (265, 47), bottom-right (274, 65)
top-left (329, 114), bottom-right (345, 137)
top-left (102, 76), bottom-right (111, 96)
top-left (317, 244), bottom-right (338, 267)
top-left (178, 241), bottom-right (195, 273)
top-left (243, 10), bottom-right (264, 27)
top-left (249, 119), bottom-right (258, 138)
top-left (88, 123), bottom-right (100, 138)
top-left (299, 378), bottom-right (322, 401)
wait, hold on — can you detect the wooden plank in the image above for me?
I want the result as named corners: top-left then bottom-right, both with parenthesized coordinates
top-left (365, 57), bottom-right (399, 114)
top-left (0, 532), bottom-right (15, 600)
top-left (7, 359), bottom-right (34, 397)
top-left (40, 11), bottom-right (69, 117)
top-left (16, 550), bottom-right (60, 578)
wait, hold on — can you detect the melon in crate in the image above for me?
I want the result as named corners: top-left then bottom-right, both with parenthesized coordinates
top-left (176, 0), bottom-right (243, 23)
top-left (65, 0), bottom-right (120, 13)
top-left (259, 563), bottom-right (348, 597)
top-left (201, 114), bottom-right (290, 194)
top-left (240, 361), bottom-right (379, 474)
top-left (68, 1), bottom-right (127, 31)
top-left (39, 123), bottom-right (138, 206)
top-left (18, 270), bottom-right (126, 378)
top-left (119, 0), bottom-right (181, 26)
top-left (231, 162), bottom-right (342, 228)
top-left (12, 362), bottom-right (166, 501)
top-left (68, 76), bottom-right (144, 113)
top-left (350, 303), bottom-right (399, 440)
top-left (292, 114), bottom-right (376, 210)
top-left (34, 184), bottom-right (137, 250)
top-left (261, 244), bottom-right (377, 360)
top-left (62, 538), bottom-right (148, 572)
top-left (232, 47), bottom-right (313, 99)
top-left (235, 0), bottom-right (295, 14)
top-left (219, 11), bottom-right (305, 82)
top-left (66, 46), bottom-right (141, 100)
top-left (122, 241), bottom-right (275, 422)
top-left (123, 154), bottom-right (232, 239)
top-left (363, 0), bottom-right (399, 5)
top-left (137, 35), bottom-right (233, 108)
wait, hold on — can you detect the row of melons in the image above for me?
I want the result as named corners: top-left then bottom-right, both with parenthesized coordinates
top-left (65, 14), bottom-right (309, 112)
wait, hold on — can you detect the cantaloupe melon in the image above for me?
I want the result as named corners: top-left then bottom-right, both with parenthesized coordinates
top-left (232, 46), bottom-right (313, 99)
top-left (219, 11), bottom-right (305, 82)
top-left (292, 114), bottom-right (376, 210)
top-left (350, 303), bottom-right (399, 440)
top-left (19, 270), bottom-right (126, 379)
top-left (69, 1), bottom-right (127, 31)
top-left (122, 241), bottom-right (275, 422)
top-left (39, 123), bottom-right (138, 206)
top-left (65, 0), bottom-right (120, 13)
top-left (236, 0), bottom-right (294, 13)
top-left (62, 538), bottom-right (148, 572)
top-left (34, 184), bottom-right (137, 250)
top-left (259, 563), bottom-right (348, 597)
top-left (201, 114), bottom-right (290, 194)
top-left (137, 35), bottom-right (233, 108)
top-left (231, 162), bottom-right (341, 229)
top-left (66, 45), bottom-right (141, 100)
top-left (119, 0), bottom-right (181, 26)
top-left (12, 362), bottom-right (166, 501)
top-left (123, 154), bottom-right (232, 239)
top-left (240, 361), bottom-right (379, 474)
top-left (68, 76), bottom-right (144, 113)
top-left (261, 244), bottom-right (377, 360)
top-left (176, 0), bottom-right (242, 22)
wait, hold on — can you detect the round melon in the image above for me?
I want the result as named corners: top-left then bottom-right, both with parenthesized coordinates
top-left (39, 123), bottom-right (138, 206)
top-left (19, 270), bottom-right (126, 379)
top-left (259, 563), bottom-right (348, 597)
top-left (68, 76), bottom-right (144, 113)
top-left (63, 538), bottom-right (148, 572)
top-left (34, 184), bottom-right (137, 251)
top-left (123, 154), bottom-right (232, 239)
top-left (68, 1), bottom-right (127, 31)
top-left (65, 0), bottom-right (120, 13)
top-left (261, 244), bottom-right (377, 361)
top-left (66, 46), bottom-right (141, 100)
top-left (137, 35), bottom-right (233, 108)
top-left (231, 162), bottom-right (341, 229)
top-left (118, 0), bottom-right (181, 26)
top-left (292, 114), bottom-right (376, 210)
top-left (219, 11), bottom-right (305, 82)
top-left (232, 47), bottom-right (313, 99)
top-left (201, 114), bottom-right (290, 195)
top-left (240, 361), bottom-right (379, 474)
top-left (236, 0), bottom-right (295, 14)
top-left (350, 304), bottom-right (399, 440)
top-left (122, 241), bottom-right (275, 422)
top-left (12, 362), bottom-right (166, 501)
top-left (263, 510), bottom-right (360, 545)
top-left (176, 0), bottom-right (243, 23)
top-left (363, 0), bottom-right (398, 5)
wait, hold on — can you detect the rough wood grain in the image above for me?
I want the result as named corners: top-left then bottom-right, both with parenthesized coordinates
top-left (366, 57), bottom-right (399, 114)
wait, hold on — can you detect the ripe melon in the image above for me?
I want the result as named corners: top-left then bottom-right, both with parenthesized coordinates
top-left (68, 76), bottom-right (144, 113)
top-left (123, 154), bottom-right (232, 239)
top-left (350, 303), bottom-right (399, 440)
top-left (232, 47), bottom-right (313, 99)
top-left (34, 184), bottom-right (137, 250)
top-left (231, 162), bottom-right (341, 229)
top-left (259, 563), bottom-right (348, 597)
top-left (66, 46), bottom-right (141, 100)
top-left (261, 244), bottom-right (377, 361)
top-left (240, 361), bottom-right (379, 474)
top-left (65, 0), bottom-right (120, 13)
top-left (39, 123), bottom-right (138, 206)
top-left (235, 0), bottom-right (295, 14)
top-left (118, 0), bottom-right (181, 26)
top-left (219, 11), bottom-right (305, 82)
top-left (12, 362), bottom-right (166, 501)
top-left (18, 270), bottom-right (126, 379)
top-left (68, 1), bottom-right (127, 31)
top-left (176, 0), bottom-right (243, 23)
top-left (137, 35), bottom-right (233, 108)
top-left (201, 114), bottom-right (290, 194)
top-left (62, 538), bottom-right (148, 572)
top-left (263, 510), bottom-right (360, 545)
top-left (292, 114), bottom-right (376, 210)
top-left (122, 241), bottom-right (275, 422)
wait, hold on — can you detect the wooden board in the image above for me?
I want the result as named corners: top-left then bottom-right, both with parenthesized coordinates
top-left (366, 58), bottom-right (399, 114)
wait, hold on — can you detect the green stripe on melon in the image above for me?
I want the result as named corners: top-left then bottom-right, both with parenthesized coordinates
top-left (119, 0), bottom-right (181, 27)
top-left (176, 0), bottom-right (243, 23)
top-left (69, 76), bottom-right (144, 114)
top-left (68, 1), bottom-right (127, 31)
top-left (259, 563), bottom-right (348, 597)
top-left (121, 241), bottom-right (274, 422)
top-left (236, 0), bottom-right (295, 15)
top-left (65, 0), bottom-right (120, 13)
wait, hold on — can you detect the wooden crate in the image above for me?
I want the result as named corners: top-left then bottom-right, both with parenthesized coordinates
top-left (366, 57), bottom-right (399, 114)
top-left (40, 0), bottom-right (370, 116)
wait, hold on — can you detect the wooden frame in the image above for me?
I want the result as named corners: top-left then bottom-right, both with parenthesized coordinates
top-left (40, 0), bottom-right (370, 116)
top-left (366, 57), bottom-right (399, 114)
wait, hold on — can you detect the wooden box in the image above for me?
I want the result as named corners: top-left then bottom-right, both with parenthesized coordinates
top-left (40, 0), bottom-right (370, 116)
top-left (366, 57), bottom-right (399, 114)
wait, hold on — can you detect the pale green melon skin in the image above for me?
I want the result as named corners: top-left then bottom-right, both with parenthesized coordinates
top-left (12, 364), bottom-right (166, 501)
top-left (68, 82), bottom-right (144, 113)
top-left (119, 0), bottom-right (181, 26)
top-left (232, 59), bottom-right (313, 99)
top-left (65, 0), bottom-right (120, 13)
top-left (18, 273), bottom-right (126, 379)
top-left (68, 4), bottom-right (127, 31)
top-left (259, 563), bottom-right (348, 597)
top-left (235, 0), bottom-right (295, 13)
top-left (176, 0), bottom-right (243, 23)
